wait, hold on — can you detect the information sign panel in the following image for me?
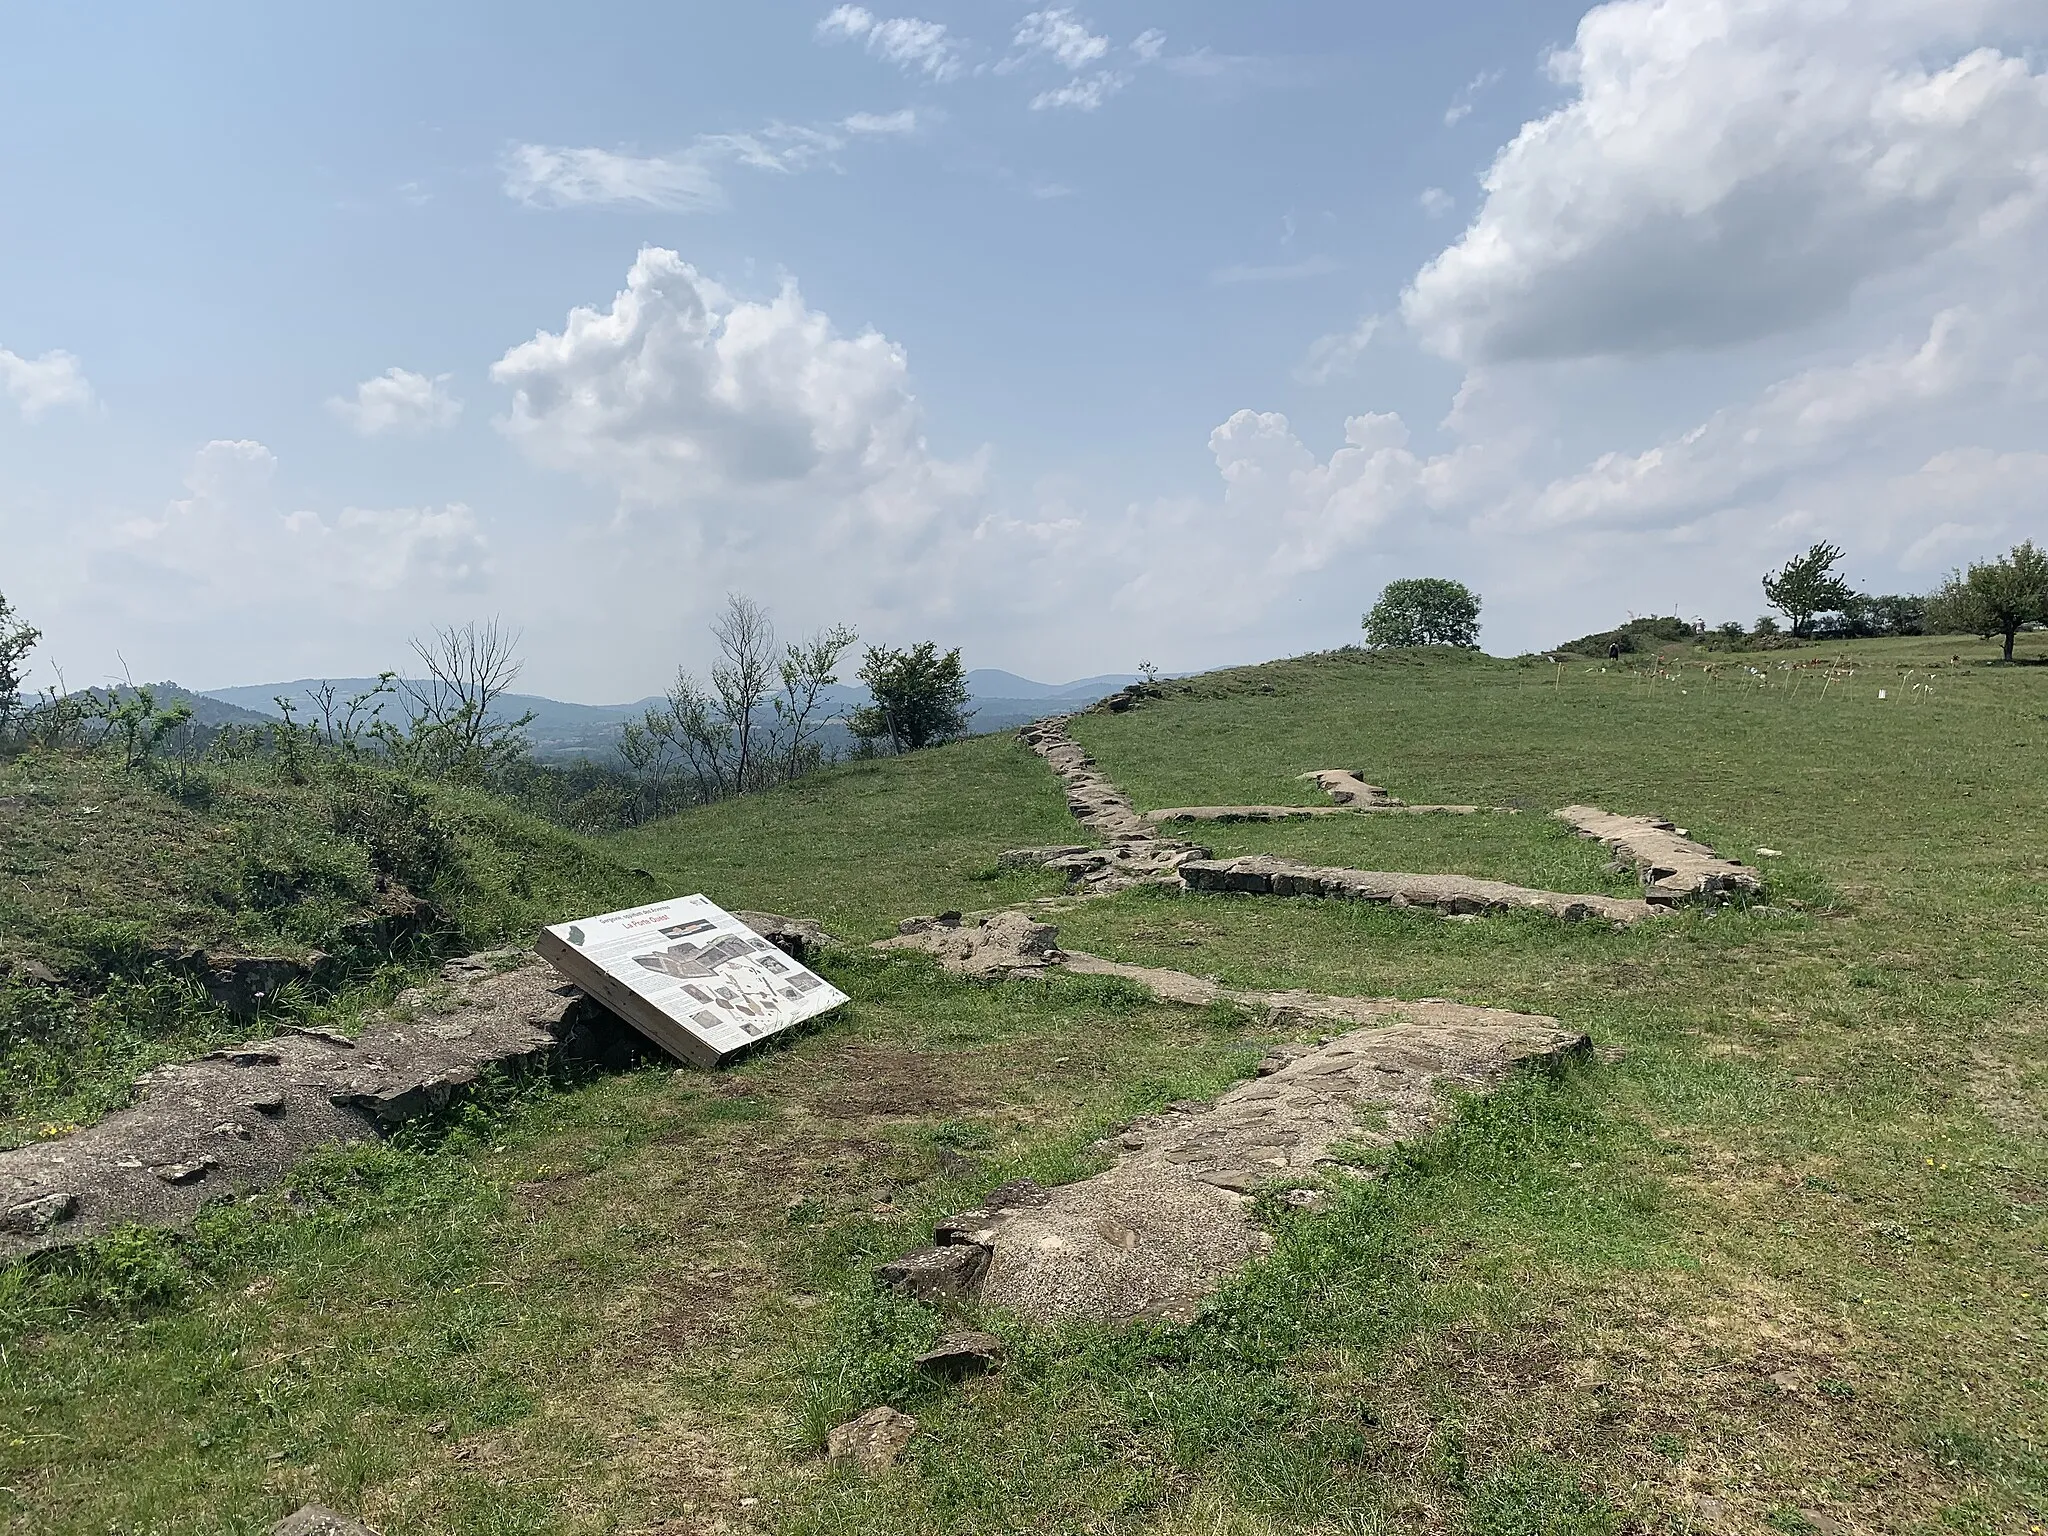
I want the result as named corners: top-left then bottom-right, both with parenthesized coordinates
top-left (536, 896), bottom-right (847, 1068)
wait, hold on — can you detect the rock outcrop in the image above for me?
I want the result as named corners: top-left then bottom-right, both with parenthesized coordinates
top-left (1553, 806), bottom-right (1764, 904)
top-left (1178, 855), bottom-right (1657, 923)
top-left (875, 911), bottom-right (1064, 978)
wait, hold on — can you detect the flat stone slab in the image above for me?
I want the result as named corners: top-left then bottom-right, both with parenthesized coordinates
top-left (1553, 806), bottom-right (1764, 903)
top-left (0, 958), bottom-right (635, 1260)
top-left (1178, 854), bottom-right (1657, 923)
top-left (962, 1015), bottom-right (1587, 1323)
top-left (1058, 951), bottom-right (1557, 1033)
top-left (0, 909), bottom-right (848, 1260)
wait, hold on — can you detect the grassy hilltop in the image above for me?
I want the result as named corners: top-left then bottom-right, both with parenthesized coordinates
top-left (1, 633), bottom-right (2044, 1535)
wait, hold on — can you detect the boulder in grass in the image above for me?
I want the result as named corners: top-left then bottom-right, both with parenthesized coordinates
top-left (268, 1508), bottom-right (379, 1536)
top-left (826, 1405), bottom-right (917, 1470)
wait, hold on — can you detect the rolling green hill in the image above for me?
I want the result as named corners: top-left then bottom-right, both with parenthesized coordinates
top-left (3, 631), bottom-right (2044, 1535)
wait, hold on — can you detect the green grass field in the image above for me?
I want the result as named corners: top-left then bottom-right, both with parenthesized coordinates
top-left (2, 632), bottom-right (2043, 1535)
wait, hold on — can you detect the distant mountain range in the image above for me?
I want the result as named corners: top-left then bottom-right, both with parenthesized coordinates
top-left (195, 670), bottom-right (1145, 760)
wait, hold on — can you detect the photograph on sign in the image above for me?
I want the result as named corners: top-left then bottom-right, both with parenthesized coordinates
top-left (537, 895), bottom-right (848, 1066)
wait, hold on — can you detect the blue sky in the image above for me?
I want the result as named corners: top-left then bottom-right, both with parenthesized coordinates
top-left (3, 0), bottom-right (2044, 699)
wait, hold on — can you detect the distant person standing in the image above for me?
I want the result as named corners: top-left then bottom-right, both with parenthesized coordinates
top-left (1608, 640), bottom-right (1622, 661)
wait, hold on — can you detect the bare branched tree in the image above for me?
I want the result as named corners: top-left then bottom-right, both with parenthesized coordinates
top-left (376, 619), bottom-right (536, 782)
top-left (709, 594), bottom-right (778, 792)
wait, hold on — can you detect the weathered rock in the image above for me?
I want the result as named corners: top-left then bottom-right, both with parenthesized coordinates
top-left (3, 957), bottom-right (61, 988)
top-left (0, 959), bottom-right (643, 1260)
top-left (202, 1048), bottom-right (285, 1068)
top-left (267, 1507), bottom-right (379, 1536)
top-left (1042, 840), bottom-right (1212, 891)
top-left (971, 1017), bottom-right (1589, 1323)
top-left (933, 1178), bottom-right (1049, 1244)
top-left (1553, 806), bottom-right (1764, 904)
top-left (1301, 769), bottom-right (1395, 806)
top-left (875, 911), bottom-right (1064, 979)
top-left (0, 1191), bottom-right (77, 1236)
top-left (875, 1242), bottom-right (991, 1301)
top-left (826, 1405), bottom-right (917, 1470)
top-left (996, 845), bottom-right (1092, 870)
top-left (1146, 805), bottom-right (1355, 824)
top-left (915, 1330), bottom-right (1004, 1380)
top-left (1293, 770), bottom-right (1483, 812)
top-left (1177, 855), bottom-right (1657, 924)
top-left (437, 947), bottom-right (526, 985)
top-left (736, 910), bottom-right (838, 964)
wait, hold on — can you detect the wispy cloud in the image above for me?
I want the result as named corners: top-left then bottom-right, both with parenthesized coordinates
top-left (842, 108), bottom-right (919, 136)
top-left (1211, 255), bottom-right (1342, 286)
top-left (1296, 315), bottom-right (1382, 383)
top-left (1012, 8), bottom-right (1109, 71)
top-left (503, 145), bottom-right (728, 211)
top-left (1419, 187), bottom-right (1456, 218)
top-left (816, 6), bottom-right (966, 82)
top-left (504, 119), bottom-right (884, 211)
top-left (1030, 71), bottom-right (1128, 112)
top-left (1444, 68), bottom-right (1503, 125)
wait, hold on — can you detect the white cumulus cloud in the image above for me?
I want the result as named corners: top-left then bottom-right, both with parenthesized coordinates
top-left (1403, 0), bottom-right (2048, 363)
top-left (490, 248), bottom-right (983, 531)
top-left (1, 346), bottom-right (94, 419)
top-left (329, 368), bottom-right (462, 437)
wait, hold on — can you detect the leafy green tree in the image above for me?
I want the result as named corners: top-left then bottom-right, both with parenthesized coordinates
top-left (93, 685), bottom-right (193, 769)
top-left (0, 590), bottom-right (41, 738)
top-left (1959, 540), bottom-right (2048, 662)
top-left (1762, 542), bottom-right (1854, 638)
top-left (1363, 578), bottom-right (1481, 649)
top-left (849, 641), bottom-right (972, 753)
top-left (773, 622), bottom-right (860, 782)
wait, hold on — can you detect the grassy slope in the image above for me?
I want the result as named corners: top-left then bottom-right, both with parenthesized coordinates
top-left (607, 731), bottom-right (1083, 937)
top-left (0, 750), bottom-right (648, 1138)
top-left (3, 633), bottom-right (2044, 1535)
